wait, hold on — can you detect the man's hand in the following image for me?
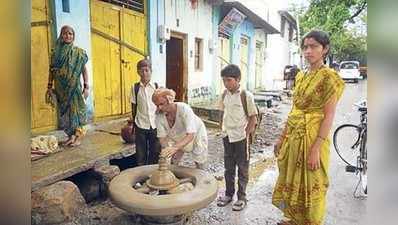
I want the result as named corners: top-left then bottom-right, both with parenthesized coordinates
top-left (161, 146), bottom-right (179, 158)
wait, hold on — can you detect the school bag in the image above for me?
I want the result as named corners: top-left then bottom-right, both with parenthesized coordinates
top-left (221, 89), bottom-right (263, 144)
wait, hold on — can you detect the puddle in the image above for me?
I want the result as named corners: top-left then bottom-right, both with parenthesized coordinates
top-left (247, 157), bottom-right (276, 187)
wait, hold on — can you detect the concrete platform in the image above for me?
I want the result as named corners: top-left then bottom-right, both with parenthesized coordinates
top-left (31, 119), bottom-right (135, 192)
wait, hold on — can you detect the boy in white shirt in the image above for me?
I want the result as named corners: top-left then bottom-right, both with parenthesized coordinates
top-left (131, 59), bottom-right (160, 165)
top-left (217, 64), bottom-right (258, 211)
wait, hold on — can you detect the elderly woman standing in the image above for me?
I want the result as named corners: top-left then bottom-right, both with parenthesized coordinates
top-left (272, 30), bottom-right (345, 225)
top-left (46, 25), bottom-right (89, 147)
top-left (152, 88), bottom-right (208, 169)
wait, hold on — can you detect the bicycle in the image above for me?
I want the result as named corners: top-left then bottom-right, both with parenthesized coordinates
top-left (333, 100), bottom-right (367, 198)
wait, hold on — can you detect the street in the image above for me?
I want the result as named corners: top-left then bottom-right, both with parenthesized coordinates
top-left (25, 1), bottom-right (368, 225)
top-left (186, 80), bottom-right (367, 225)
top-left (82, 80), bottom-right (367, 225)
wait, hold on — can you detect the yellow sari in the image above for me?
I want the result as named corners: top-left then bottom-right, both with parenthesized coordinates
top-left (272, 67), bottom-right (345, 225)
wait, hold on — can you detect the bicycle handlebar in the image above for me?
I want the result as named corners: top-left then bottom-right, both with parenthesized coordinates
top-left (354, 100), bottom-right (367, 108)
top-left (354, 100), bottom-right (367, 113)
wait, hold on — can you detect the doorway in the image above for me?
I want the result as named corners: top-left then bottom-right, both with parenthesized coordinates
top-left (240, 36), bottom-right (249, 90)
top-left (255, 41), bottom-right (264, 89)
top-left (166, 33), bottom-right (187, 102)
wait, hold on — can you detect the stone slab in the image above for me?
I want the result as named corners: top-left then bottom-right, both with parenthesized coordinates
top-left (32, 130), bottom-right (135, 191)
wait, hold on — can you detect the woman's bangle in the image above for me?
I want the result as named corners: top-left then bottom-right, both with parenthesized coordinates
top-left (47, 83), bottom-right (52, 89)
top-left (83, 83), bottom-right (89, 89)
top-left (317, 136), bottom-right (326, 141)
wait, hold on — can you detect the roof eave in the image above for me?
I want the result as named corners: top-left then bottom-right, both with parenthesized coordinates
top-left (222, 1), bottom-right (280, 34)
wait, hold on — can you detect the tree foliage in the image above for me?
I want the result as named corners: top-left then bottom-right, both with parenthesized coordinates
top-left (290, 0), bottom-right (367, 65)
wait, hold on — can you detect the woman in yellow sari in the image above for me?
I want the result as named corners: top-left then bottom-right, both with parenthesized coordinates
top-left (272, 30), bottom-right (345, 225)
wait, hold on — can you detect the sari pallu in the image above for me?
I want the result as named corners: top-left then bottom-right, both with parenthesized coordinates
top-left (50, 38), bottom-right (88, 137)
top-left (272, 67), bottom-right (345, 225)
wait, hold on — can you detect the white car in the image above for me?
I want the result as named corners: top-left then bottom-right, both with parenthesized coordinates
top-left (339, 61), bottom-right (361, 83)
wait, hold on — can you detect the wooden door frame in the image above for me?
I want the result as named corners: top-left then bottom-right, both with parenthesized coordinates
top-left (169, 31), bottom-right (188, 102)
top-left (255, 40), bottom-right (264, 89)
top-left (240, 35), bottom-right (249, 90)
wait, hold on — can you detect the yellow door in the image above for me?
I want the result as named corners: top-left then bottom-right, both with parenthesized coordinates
top-left (90, 0), bottom-right (146, 119)
top-left (91, 1), bottom-right (122, 118)
top-left (255, 41), bottom-right (264, 89)
top-left (31, 0), bottom-right (56, 133)
top-left (120, 7), bottom-right (146, 113)
top-left (218, 37), bottom-right (230, 94)
top-left (240, 37), bottom-right (249, 90)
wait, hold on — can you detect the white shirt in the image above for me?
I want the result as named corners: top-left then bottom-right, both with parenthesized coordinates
top-left (220, 89), bottom-right (257, 143)
top-left (156, 102), bottom-right (208, 163)
top-left (130, 82), bottom-right (157, 129)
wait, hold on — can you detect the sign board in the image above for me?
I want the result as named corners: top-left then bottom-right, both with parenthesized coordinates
top-left (218, 8), bottom-right (246, 38)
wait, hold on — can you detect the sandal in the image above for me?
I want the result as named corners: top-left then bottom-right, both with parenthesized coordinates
top-left (63, 136), bottom-right (75, 146)
top-left (277, 222), bottom-right (291, 225)
top-left (217, 195), bottom-right (233, 207)
top-left (232, 199), bottom-right (247, 211)
top-left (70, 134), bottom-right (83, 147)
top-left (70, 140), bottom-right (81, 147)
top-left (277, 220), bottom-right (293, 225)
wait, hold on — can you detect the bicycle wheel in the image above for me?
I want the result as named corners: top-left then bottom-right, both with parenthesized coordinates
top-left (333, 124), bottom-right (361, 167)
top-left (360, 129), bottom-right (367, 194)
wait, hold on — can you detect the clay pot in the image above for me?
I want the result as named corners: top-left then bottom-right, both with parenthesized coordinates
top-left (121, 120), bottom-right (135, 143)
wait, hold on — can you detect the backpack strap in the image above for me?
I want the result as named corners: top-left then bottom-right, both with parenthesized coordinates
top-left (240, 90), bottom-right (260, 145)
top-left (219, 90), bottom-right (228, 129)
top-left (132, 82), bottom-right (140, 121)
top-left (221, 90), bottom-right (227, 106)
top-left (240, 90), bottom-right (249, 118)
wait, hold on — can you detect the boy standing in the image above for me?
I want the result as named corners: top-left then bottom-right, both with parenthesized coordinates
top-left (217, 64), bottom-right (258, 211)
top-left (131, 59), bottom-right (160, 165)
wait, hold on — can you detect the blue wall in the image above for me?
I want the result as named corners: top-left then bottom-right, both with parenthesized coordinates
top-left (52, 0), bottom-right (94, 120)
top-left (231, 19), bottom-right (255, 89)
top-left (148, 0), bottom-right (166, 86)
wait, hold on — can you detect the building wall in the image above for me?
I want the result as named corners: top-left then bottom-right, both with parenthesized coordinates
top-left (230, 19), bottom-right (255, 91)
top-left (265, 19), bottom-right (300, 90)
top-left (260, 0), bottom-right (303, 90)
top-left (254, 29), bottom-right (268, 89)
top-left (239, 0), bottom-right (302, 90)
top-left (148, 0), bottom-right (166, 86)
top-left (149, 0), bottom-right (215, 103)
top-left (211, 5), bottom-right (221, 97)
top-left (219, 0), bottom-right (300, 91)
top-left (265, 24), bottom-right (290, 90)
top-left (53, 0), bottom-right (94, 119)
top-left (213, 6), bottom-right (261, 95)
